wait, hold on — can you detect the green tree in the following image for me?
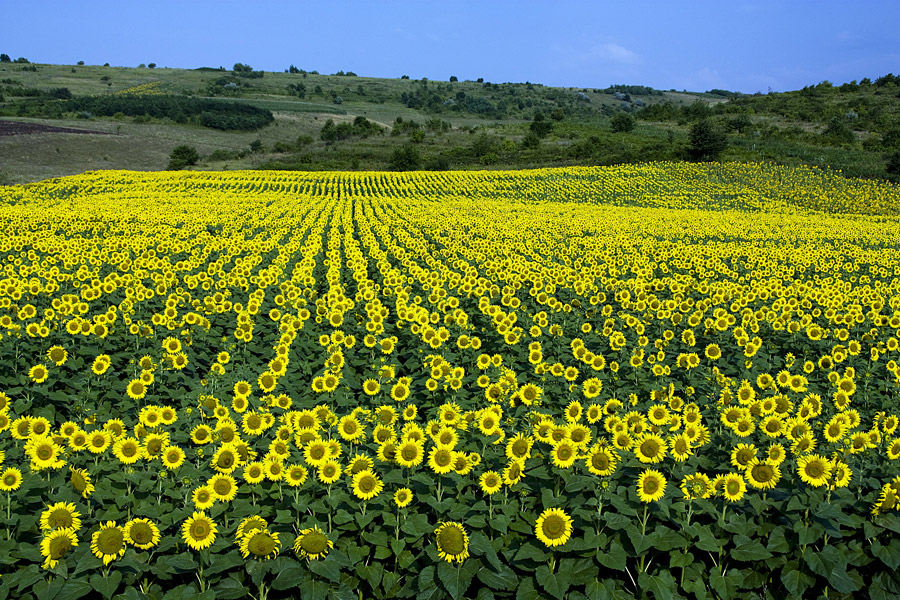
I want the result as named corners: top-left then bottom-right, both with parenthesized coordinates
top-left (886, 152), bottom-right (900, 179)
top-left (530, 113), bottom-right (552, 137)
top-left (610, 112), bottom-right (635, 133)
top-left (167, 145), bottom-right (199, 170)
top-left (687, 120), bottom-right (727, 161)
top-left (389, 145), bottom-right (420, 171)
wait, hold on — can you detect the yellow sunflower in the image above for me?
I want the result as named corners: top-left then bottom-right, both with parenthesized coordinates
top-left (435, 521), bottom-right (469, 563)
top-left (182, 511), bottom-right (217, 550)
top-left (91, 521), bottom-right (126, 565)
top-left (534, 508), bottom-right (573, 547)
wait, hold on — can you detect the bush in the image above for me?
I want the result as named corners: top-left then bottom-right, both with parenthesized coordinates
top-left (168, 145), bottom-right (199, 170)
top-left (687, 119), bottom-right (728, 161)
top-left (521, 132), bottom-right (541, 150)
top-left (610, 112), bottom-right (635, 133)
top-left (389, 145), bottom-right (420, 171)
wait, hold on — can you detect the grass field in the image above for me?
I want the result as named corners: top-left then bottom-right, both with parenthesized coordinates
top-left (0, 162), bottom-right (899, 599)
top-left (4, 61), bottom-right (896, 186)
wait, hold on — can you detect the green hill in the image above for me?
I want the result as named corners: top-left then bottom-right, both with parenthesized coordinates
top-left (0, 59), bottom-right (897, 184)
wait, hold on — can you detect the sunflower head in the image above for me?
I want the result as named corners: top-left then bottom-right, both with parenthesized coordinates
top-left (435, 521), bottom-right (469, 563)
top-left (294, 526), bottom-right (333, 560)
top-left (534, 508), bottom-right (573, 548)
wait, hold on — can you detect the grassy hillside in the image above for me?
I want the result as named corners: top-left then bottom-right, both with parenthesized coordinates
top-left (0, 60), bottom-right (897, 184)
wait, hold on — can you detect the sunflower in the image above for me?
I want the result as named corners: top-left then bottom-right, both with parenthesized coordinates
top-left (637, 469), bottom-right (667, 503)
top-left (294, 526), bottom-right (333, 560)
top-left (796, 454), bottom-right (831, 487)
top-left (318, 459), bottom-right (341, 484)
top-left (162, 445), bottom-right (186, 470)
top-left (565, 400), bottom-right (583, 423)
top-left (634, 434), bottom-right (667, 464)
top-left (0, 467), bottom-right (23, 491)
top-left (211, 444), bottom-right (242, 474)
top-left (124, 518), bottom-right (160, 550)
top-left (29, 364), bottom-right (49, 384)
top-left (236, 527), bottom-right (280, 560)
top-left (586, 446), bottom-right (618, 476)
top-left (47, 346), bottom-right (69, 367)
top-left (435, 522), bottom-right (469, 563)
top-left (112, 437), bottom-right (142, 464)
top-left (745, 459), bottom-right (781, 490)
top-left (284, 464), bottom-right (309, 487)
top-left (337, 415), bottom-right (364, 443)
top-left (351, 469), bottom-right (384, 501)
top-left (363, 379), bottom-right (381, 396)
top-left (394, 487), bottom-right (413, 508)
top-left (502, 459), bottom-right (524, 486)
top-left (534, 508), bottom-right (573, 548)
top-left (190, 424), bottom-right (214, 445)
top-left (192, 485), bottom-right (216, 510)
top-left (828, 460), bottom-right (852, 489)
top-left (680, 473), bottom-right (714, 500)
top-left (242, 461), bottom-right (266, 484)
top-left (479, 471), bottom-right (503, 495)
top-left (40, 501), bottom-right (82, 532)
top-left (304, 440), bottom-right (330, 467)
top-left (182, 511), bottom-right (217, 551)
top-left (40, 528), bottom-right (78, 570)
top-left (209, 474), bottom-right (239, 502)
top-left (544, 439), bottom-right (575, 469)
top-left (126, 379), bottom-right (147, 400)
top-left (428, 446), bottom-right (455, 475)
top-left (69, 467), bottom-right (94, 498)
top-left (85, 430), bottom-right (112, 455)
top-left (91, 521), bottom-right (126, 565)
top-left (505, 433), bottom-right (533, 461)
top-left (719, 473), bottom-right (747, 502)
top-left (27, 435), bottom-right (66, 470)
top-left (236, 516), bottom-right (269, 540)
top-left (90, 355), bottom-right (111, 375)
top-left (730, 443), bottom-right (757, 469)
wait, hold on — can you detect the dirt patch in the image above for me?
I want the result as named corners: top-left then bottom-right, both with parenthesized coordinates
top-left (0, 120), bottom-right (111, 136)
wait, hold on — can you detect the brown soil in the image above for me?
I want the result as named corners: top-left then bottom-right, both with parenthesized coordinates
top-left (0, 120), bottom-right (110, 136)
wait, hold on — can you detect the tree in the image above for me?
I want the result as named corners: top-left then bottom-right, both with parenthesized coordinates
top-left (687, 119), bottom-right (727, 161)
top-left (148, 63), bottom-right (156, 69)
top-left (521, 131), bottom-right (540, 150)
top-left (886, 152), bottom-right (900, 179)
top-left (449, 76), bottom-right (458, 82)
top-left (530, 112), bottom-right (552, 137)
top-left (550, 109), bottom-right (565, 122)
top-left (610, 112), bottom-right (635, 133)
top-left (0, 54), bottom-right (10, 63)
top-left (389, 145), bottom-right (420, 171)
top-left (167, 145), bottom-right (199, 170)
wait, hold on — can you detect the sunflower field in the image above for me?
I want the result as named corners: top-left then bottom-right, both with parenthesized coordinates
top-left (0, 162), bottom-right (899, 600)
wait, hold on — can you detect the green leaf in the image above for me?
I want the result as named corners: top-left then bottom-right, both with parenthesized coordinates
top-left (709, 565), bottom-right (738, 600)
top-left (873, 538), bottom-right (900, 570)
top-left (535, 565), bottom-right (570, 600)
top-left (31, 578), bottom-right (65, 600)
top-left (213, 575), bottom-right (251, 599)
top-left (598, 538), bottom-right (627, 571)
top-left (870, 572), bottom-right (900, 600)
top-left (781, 565), bottom-right (814, 598)
top-left (469, 532), bottom-right (503, 572)
top-left (653, 526), bottom-right (688, 551)
top-left (638, 570), bottom-right (676, 600)
top-left (669, 550), bottom-right (693, 569)
top-left (437, 560), bottom-right (476, 600)
top-left (203, 551), bottom-right (244, 576)
top-left (729, 535), bottom-right (772, 562)
top-left (766, 526), bottom-right (790, 554)
top-left (558, 558), bottom-right (596, 585)
top-left (89, 571), bottom-right (122, 600)
top-left (309, 557), bottom-right (341, 583)
top-left (54, 579), bottom-right (93, 600)
top-left (515, 576), bottom-right (540, 600)
top-left (488, 513), bottom-right (511, 534)
top-left (513, 542), bottom-right (548, 563)
top-left (401, 513), bottom-right (431, 537)
top-left (272, 562), bottom-right (306, 591)
top-left (602, 512), bottom-right (631, 530)
top-left (477, 565), bottom-right (518, 591)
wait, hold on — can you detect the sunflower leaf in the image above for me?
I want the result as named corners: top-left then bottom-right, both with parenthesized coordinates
top-left (88, 570), bottom-right (122, 599)
top-left (535, 565), bottom-right (569, 600)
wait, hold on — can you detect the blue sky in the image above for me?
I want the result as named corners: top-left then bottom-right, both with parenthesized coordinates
top-left (3, 1), bottom-right (898, 93)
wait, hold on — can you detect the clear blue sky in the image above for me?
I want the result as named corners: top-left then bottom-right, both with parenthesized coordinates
top-left (4, 1), bottom-right (898, 93)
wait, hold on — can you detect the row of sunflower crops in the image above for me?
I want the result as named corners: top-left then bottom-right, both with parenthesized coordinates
top-left (0, 162), bottom-right (899, 599)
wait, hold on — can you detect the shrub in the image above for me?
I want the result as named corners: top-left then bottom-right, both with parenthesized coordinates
top-left (389, 145), bottom-right (420, 171)
top-left (688, 119), bottom-right (728, 161)
top-left (167, 145), bottom-right (199, 170)
top-left (610, 112), bottom-right (635, 133)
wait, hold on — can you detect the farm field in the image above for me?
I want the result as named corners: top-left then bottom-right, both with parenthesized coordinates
top-left (0, 162), bottom-right (899, 599)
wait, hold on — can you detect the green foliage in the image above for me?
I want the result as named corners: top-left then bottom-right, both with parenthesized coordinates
top-left (167, 145), bottom-right (199, 169)
top-left (688, 119), bottom-right (728, 161)
top-left (389, 145), bottom-right (420, 170)
top-left (610, 112), bottom-right (635, 133)
top-left (64, 95), bottom-right (273, 131)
